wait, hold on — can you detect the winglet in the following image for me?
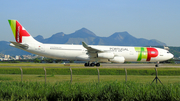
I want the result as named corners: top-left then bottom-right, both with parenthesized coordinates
top-left (82, 41), bottom-right (103, 52)
top-left (82, 41), bottom-right (89, 48)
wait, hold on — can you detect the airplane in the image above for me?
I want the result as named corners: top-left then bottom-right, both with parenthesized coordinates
top-left (8, 20), bottom-right (174, 67)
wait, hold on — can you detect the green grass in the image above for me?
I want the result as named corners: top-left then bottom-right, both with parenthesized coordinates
top-left (0, 67), bottom-right (180, 76)
top-left (0, 74), bottom-right (180, 84)
top-left (0, 63), bottom-right (179, 100)
top-left (0, 81), bottom-right (179, 100)
top-left (0, 76), bottom-right (12, 81)
top-left (0, 63), bottom-right (84, 67)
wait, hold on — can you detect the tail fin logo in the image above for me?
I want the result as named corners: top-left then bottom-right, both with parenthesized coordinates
top-left (17, 26), bottom-right (20, 42)
top-left (8, 20), bottom-right (30, 43)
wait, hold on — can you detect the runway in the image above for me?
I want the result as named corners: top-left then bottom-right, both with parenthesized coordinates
top-left (0, 63), bottom-right (179, 68)
top-left (100, 63), bottom-right (180, 68)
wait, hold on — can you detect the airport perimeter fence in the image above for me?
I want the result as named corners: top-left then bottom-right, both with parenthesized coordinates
top-left (15, 67), bottom-right (161, 84)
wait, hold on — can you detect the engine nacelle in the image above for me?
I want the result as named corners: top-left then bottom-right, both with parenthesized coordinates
top-left (97, 52), bottom-right (114, 59)
top-left (109, 56), bottom-right (125, 63)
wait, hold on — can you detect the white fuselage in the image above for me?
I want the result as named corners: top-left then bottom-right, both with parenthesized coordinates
top-left (20, 43), bottom-right (173, 63)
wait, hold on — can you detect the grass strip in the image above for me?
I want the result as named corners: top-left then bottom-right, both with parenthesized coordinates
top-left (0, 81), bottom-right (179, 100)
top-left (0, 68), bottom-right (179, 75)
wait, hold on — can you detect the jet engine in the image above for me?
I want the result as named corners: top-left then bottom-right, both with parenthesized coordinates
top-left (109, 56), bottom-right (125, 63)
top-left (97, 52), bottom-right (114, 59)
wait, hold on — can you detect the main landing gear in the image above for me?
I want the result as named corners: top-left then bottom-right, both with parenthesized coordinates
top-left (84, 62), bottom-right (100, 67)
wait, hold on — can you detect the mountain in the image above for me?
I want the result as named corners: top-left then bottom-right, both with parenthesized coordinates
top-left (105, 32), bottom-right (166, 46)
top-left (69, 28), bottom-right (96, 38)
top-left (34, 35), bottom-right (44, 42)
top-left (1, 28), bottom-right (166, 55)
top-left (35, 28), bottom-right (166, 46)
top-left (39, 28), bottom-right (99, 45)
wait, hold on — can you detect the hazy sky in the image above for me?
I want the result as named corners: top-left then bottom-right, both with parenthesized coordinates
top-left (1, 0), bottom-right (180, 46)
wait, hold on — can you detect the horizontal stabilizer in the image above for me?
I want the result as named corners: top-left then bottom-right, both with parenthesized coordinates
top-left (10, 41), bottom-right (29, 49)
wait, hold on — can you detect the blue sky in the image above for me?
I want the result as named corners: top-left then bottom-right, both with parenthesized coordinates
top-left (1, 0), bottom-right (180, 46)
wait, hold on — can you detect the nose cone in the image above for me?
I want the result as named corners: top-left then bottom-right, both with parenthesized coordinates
top-left (170, 53), bottom-right (174, 59)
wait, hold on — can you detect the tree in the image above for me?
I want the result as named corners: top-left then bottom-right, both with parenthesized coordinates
top-left (44, 58), bottom-right (54, 63)
top-left (69, 60), bottom-right (74, 63)
top-left (55, 59), bottom-right (62, 63)
top-left (167, 59), bottom-right (175, 64)
top-left (161, 59), bottom-right (175, 64)
top-left (33, 58), bottom-right (41, 63)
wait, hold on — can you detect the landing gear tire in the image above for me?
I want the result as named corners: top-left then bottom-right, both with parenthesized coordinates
top-left (155, 64), bottom-right (159, 67)
top-left (84, 62), bottom-right (100, 67)
top-left (90, 63), bottom-right (95, 67)
top-left (84, 63), bottom-right (89, 67)
top-left (155, 61), bottom-right (159, 67)
top-left (96, 63), bottom-right (100, 67)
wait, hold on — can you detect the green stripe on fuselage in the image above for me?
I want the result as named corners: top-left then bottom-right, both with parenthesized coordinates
top-left (135, 47), bottom-right (147, 61)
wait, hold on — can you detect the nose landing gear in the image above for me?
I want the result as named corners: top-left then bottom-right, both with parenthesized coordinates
top-left (155, 61), bottom-right (159, 67)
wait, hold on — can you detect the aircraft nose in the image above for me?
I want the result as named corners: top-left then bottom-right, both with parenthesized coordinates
top-left (168, 53), bottom-right (174, 59)
top-left (170, 53), bottom-right (174, 59)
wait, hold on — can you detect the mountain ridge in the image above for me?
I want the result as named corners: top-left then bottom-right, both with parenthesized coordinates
top-left (35, 28), bottom-right (166, 46)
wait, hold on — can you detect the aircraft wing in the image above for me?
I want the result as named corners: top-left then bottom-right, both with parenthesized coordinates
top-left (82, 41), bottom-right (104, 53)
top-left (10, 41), bottom-right (29, 49)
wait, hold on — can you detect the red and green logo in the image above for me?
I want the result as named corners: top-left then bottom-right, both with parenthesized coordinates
top-left (8, 20), bottom-right (30, 43)
top-left (135, 47), bottom-right (158, 61)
